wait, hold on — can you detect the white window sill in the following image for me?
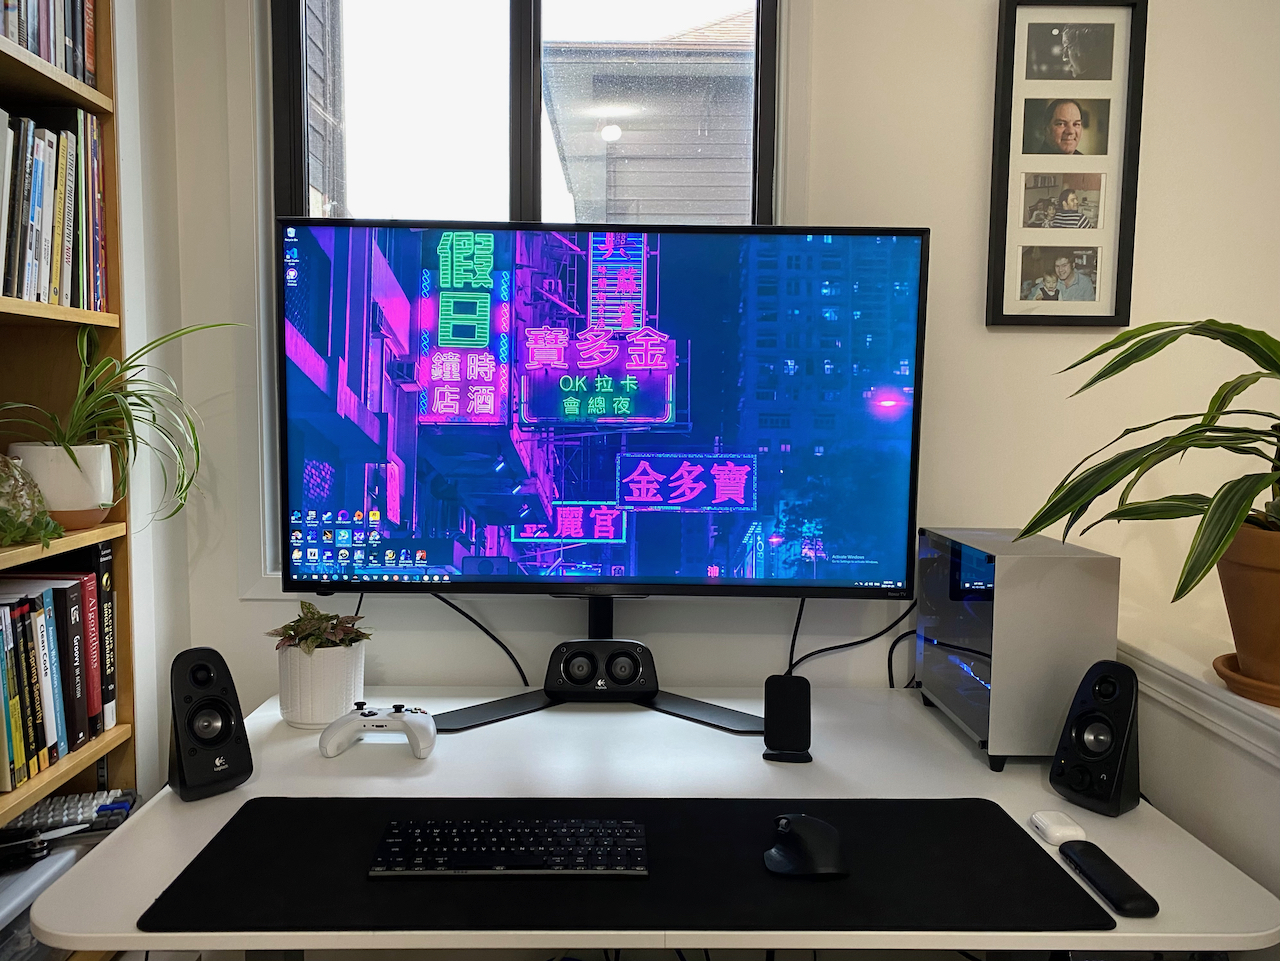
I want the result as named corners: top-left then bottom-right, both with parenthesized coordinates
top-left (1120, 629), bottom-right (1280, 771)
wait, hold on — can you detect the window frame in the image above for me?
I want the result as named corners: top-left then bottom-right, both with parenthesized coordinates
top-left (268, 0), bottom-right (780, 223)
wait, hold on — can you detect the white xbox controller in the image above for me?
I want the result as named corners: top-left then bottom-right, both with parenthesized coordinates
top-left (318, 702), bottom-right (437, 759)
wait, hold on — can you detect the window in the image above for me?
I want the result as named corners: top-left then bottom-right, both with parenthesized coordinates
top-left (272, 1), bottom-right (780, 224)
top-left (779, 440), bottom-right (792, 453)
top-left (783, 358), bottom-right (798, 375)
top-left (785, 279), bottom-right (801, 295)
top-left (757, 311), bottom-right (777, 323)
top-left (757, 440), bottom-right (771, 453)
top-left (823, 359), bottom-right (835, 374)
top-left (813, 415), bottom-right (835, 429)
top-left (758, 414), bottom-right (791, 429)
top-left (756, 335), bottom-right (778, 347)
top-left (820, 280), bottom-right (841, 296)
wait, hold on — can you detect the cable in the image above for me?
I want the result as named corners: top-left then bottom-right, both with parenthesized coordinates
top-left (902, 673), bottom-right (916, 689)
top-left (789, 601), bottom-right (916, 674)
top-left (676, 950), bottom-right (690, 961)
top-left (784, 597), bottom-right (807, 674)
top-left (354, 592), bottom-right (365, 617)
top-left (432, 593), bottom-right (530, 686)
top-left (703, 950), bottom-right (711, 961)
top-left (957, 952), bottom-right (984, 961)
top-left (886, 628), bottom-right (916, 688)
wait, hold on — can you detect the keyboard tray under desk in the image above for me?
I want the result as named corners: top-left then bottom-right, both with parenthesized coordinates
top-left (137, 796), bottom-right (1114, 933)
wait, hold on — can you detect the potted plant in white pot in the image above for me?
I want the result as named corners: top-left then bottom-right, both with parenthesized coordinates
top-left (1, 324), bottom-right (225, 528)
top-left (268, 600), bottom-right (370, 728)
top-left (1019, 319), bottom-right (1280, 706)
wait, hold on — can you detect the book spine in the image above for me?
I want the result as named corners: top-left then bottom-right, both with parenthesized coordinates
top-left (52, 583), bottom-right (87, 752)
top-left (3, 607), bottom-right (26, 786)
top-left (32, 598), bottom-right (61, 764)
top-left (80, 569), bottom-right (101, 735)
top-left (87, 113), bottom-right (99, 310)
top-left (70, 0), bottom-right (82, 81)
top-left (82, 0), bottom-right (93, 87)
top-left (74, 109), bottom-right (86, 309)
top-left (61, 0), bottom-right (72, 76)
top-left (58, 129), bottom-right (74, 306)
top-left (48, 132), bottom-right (67, 304)
top-left (22, 0), bottom-right (31, 53)
top-left (17, 0), bottom-right (25, 50)
top-left (40, 587), bottom-right (69, 759)
top-left (4, 1), bottom-right (17, 42)
top-left (53, 0), bottom-right (62, 71)
top-left (38, 0), bottom-right (46, 60)
top-left (0, 122), bottom-right (13, 284)
top-left (11, 603), bottom-right (36, 779)
top-left (20, 602), bottom-right (47, 772)
top-left (37, 128), bottom-right (56, 302)
top-left (96, 542), bottom-right (116, 729)
top-left (0, 605), bottom-right (13, 792)
top-left (4, 120), bottom-right (30, 298)
top-left (23, 132), bottom-right (42, 300)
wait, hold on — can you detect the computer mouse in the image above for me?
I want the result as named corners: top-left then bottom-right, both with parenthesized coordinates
top-left (762, 813), bottom-right (848, 879)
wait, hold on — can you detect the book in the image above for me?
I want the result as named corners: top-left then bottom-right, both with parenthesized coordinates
top-left (0, 603), bottom-right (27, 787)
top-left (16, 576), bottom-right (90, 751)
top-left (52, 0), bottom-right (62, 71)
top-left (30, 595), bottom-right (63, 765)
top-left (4, 1), bottom-right (17, 43)
top-left (48, 131), bottom-right (68, 305)
top-left (57, 128), bottom-right (75, 306)
top-left (37, 128), bottom-right (57, 302)
top-left (70, 0), bottom-right (82, 82)
top-left (74, 109), bottom-right (86, 309)
top-left (16, 598), bottom-right (47, 773)
top-left (2, 599), bottom-right (36, 779)
top-left (0, 118), bottom-right (12, 280)
top-left (83, 0), bottom-right (94, 87)
top-left (22, 129), bottom-right (42, 300)
top-left (88, 112), bottom-right (103, 310)
top-left (0, 604), bottom-right (13, 792)
top-left (4, 120), bottom-right (32, 298)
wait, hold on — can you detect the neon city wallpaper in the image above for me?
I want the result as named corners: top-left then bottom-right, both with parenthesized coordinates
top-left (280, 223), bottom-right (924, 592)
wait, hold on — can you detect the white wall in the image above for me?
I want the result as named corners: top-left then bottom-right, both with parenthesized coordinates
top-left (116, 0), bottom-right (1279, 805)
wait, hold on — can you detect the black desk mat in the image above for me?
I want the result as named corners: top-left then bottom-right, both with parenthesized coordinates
top-left (137, 797), bottom-right (1114, 933)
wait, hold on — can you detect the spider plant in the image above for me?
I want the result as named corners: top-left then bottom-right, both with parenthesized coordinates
top-left (0, 323), bottom-right (233, 519)
top-left (1019, 319), bottom-right (1280, 601)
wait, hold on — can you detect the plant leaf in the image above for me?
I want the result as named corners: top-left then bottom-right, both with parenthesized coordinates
top-left (1080, 494), bottom-right (1211, 533)
top-left (1060, 321), bottom-right (1190, 373)
top-left (1203, 372), bottom-right (1280, 426)
top-left (1173, 472), bottom-right (1280, 600)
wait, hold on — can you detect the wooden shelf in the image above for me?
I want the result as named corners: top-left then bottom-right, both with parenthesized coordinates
top-left (0, 34), bottom-right (112, 114)
top-left (0, 724), bottom-right (130, 825)
top-left (0, 522), bottom-right (126, 573)
top-left (0, 296), bottom-right (119, 329)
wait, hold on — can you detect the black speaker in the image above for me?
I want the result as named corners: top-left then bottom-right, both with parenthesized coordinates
top-left (763, 674), bottom-right (812, 763)
top-left (168, 648), bottom-right (253, 801)
top-left (542, 640), bottom-right (658, 700)
top-left (1050, 659), bottom-right (1139, 817)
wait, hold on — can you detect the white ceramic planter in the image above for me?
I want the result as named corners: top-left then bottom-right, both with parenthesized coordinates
top-left (277, 643), bottom-right (365, 729)
top-left (7, 442), bottom-right (113, 529)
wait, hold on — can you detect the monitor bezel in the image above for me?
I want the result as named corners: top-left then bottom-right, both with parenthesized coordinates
top-left (274, 217), bottom-right (929, 601)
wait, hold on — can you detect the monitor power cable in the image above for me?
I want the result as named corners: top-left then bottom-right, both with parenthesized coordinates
top-left (432, 593), bottom-right (530, 686)
top-left (786, 600), bottom-right (917, 675)
top-left (886, 627), bottom-right (917, 688)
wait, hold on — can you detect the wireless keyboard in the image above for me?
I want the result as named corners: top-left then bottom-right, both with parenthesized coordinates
top-left (369, 817), bottom-right (649, 877)
top-left (6, 789), bottom-right (137, 833)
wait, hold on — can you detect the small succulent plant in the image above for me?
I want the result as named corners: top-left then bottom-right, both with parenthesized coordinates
top-left (0, 453), bottom-right (64, 547)
top-left (266, 600), bottom-right (371, 655)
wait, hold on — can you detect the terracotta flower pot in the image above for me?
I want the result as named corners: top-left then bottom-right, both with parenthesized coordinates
top-left (1214, 523), bottom-right (1280, 704)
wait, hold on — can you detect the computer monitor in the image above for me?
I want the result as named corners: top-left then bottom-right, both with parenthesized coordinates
top-left (277, 220), bottom-right (928, 604)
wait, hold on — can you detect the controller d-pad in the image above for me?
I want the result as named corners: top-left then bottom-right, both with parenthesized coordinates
top-left (360, 710), bottom-right (378, 717)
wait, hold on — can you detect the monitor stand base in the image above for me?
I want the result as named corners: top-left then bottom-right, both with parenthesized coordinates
top-left (433, 598), bottom-right (763, 736)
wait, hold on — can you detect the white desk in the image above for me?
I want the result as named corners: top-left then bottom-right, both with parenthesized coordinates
top-left (31, 686), bottom-right (1280, 953)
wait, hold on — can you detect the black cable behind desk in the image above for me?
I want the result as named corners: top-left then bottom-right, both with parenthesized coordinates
top-left (137, 797), bottom-right (1115, 934)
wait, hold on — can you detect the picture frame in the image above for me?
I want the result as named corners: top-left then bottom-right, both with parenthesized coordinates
top-left (985, 0), bottom-right (1147, 327)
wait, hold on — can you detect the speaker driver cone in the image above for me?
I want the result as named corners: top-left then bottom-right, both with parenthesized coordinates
top-left (564, 652), bottom-right (597, 685)
top-left (189, 700), bottom-right (233, 746)
top-left (606, 652), bottom-right (640, 685)
top-left (1077, 717), bottom-right (1113, 758)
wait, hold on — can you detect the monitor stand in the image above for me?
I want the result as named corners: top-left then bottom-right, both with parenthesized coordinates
top-left (432, 597), bottom-right (764, 736)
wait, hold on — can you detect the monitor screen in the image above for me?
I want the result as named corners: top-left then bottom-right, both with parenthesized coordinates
top-left (277, 220), bottom-right (927, 598)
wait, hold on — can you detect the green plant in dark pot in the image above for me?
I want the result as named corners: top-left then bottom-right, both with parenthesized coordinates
top-left (1019, 320), bottom-right (1280, 706)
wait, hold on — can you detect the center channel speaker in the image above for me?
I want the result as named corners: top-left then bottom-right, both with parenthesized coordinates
top-left (543, 640), bottom-right (658, 701)
top-left (1049, 659), bottom-right (1140, 817)
top-left (168, 648), bottom-right (253, 801)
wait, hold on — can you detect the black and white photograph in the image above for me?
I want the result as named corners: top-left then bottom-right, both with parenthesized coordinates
top-left (1019, 246), bottom-right (1099, 302)
top-left (1026, 22), bottom-right (1116, 79)
top-left (1022, 98), bottom-right (1111, 156)
top-left (1023, 173), bottom-right (1103, 228)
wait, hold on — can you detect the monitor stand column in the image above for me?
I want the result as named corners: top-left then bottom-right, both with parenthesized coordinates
top-left (432, 597), bottom-right (763, 736)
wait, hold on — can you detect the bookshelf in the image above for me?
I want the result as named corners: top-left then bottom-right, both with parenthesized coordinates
top-left (1, 5), bottom-right (136, 957)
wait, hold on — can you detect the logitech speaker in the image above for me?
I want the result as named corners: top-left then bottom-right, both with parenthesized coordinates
top-left (763, 674), bottom-right (812, 763)
top-left (543, 640), bottom-right (658, 701)
top-left (168, 648), bottom-right (253, 801)
top-left (1049, 659), bottom-right (1139, 817)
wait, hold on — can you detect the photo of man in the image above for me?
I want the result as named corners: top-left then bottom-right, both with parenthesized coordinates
top-left (1026, 22), bottom-right (1115, 80)
top-left (1023, 98), bottom-right (1110, 155)
top-left (1022, 173), bottom-right (1103, 228)
top-left (1019, 246), bottom-right (1098, 302)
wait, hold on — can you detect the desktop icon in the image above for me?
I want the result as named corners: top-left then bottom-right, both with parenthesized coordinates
top-left (353, 531), bottom-right (366, 546)
top-left (305, 510), bottom-right (318, 525)
top-left (369, 510), bottom-right (380, 523)
top-left (415, 549), bottom-right (428, 563)
top-left (306, 530), bottom-right (319, 544)
top-left (322, 530), bottom-right (334, 543)
top-left (354, 549), bottom-right (365, 562)
top-left (337, 510), bottom-right (350, 523)
top-left (384, 549), bottom-right (397, 564)
top-left (338, 548), bottom-right (350, 561)
top-left (290, 530), bottom-right (303, 545)
top-left (290, 510), bottom-right (302, 523)
top-left (322, 549), bottom-right (335, 563)
top-left (399, 550), bottom-right (413, 566)
top-left (336, 529), bottom-right (353, 546)
top-left (291, 548), bottom-right (303, 563)
top-left (368, 531), bottom-right (382, 545)
top-left (285, 226), bottom-right (296, 239)
top-left (368, 553), bottom-right (381, 566)
top-left (306, 548), bottom-right (319, 561)
top-left (354, 510), bottom-right (365, 523)
top-left (322, 511), bottom-right (334, 523)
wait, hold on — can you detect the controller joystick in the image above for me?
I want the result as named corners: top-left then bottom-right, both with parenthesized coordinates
top-left (318, 705), bottom-right (437, 759)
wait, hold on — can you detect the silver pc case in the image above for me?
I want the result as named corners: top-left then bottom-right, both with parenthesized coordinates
top-left (915, 528), bottom-right (1120, 771)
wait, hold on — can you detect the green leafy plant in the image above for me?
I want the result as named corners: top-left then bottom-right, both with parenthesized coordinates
top-left (0, 453), bottom-right (63, 547)
top-left (0, 324), bottom-right (231, 518)
top-left (1019, 320), bottom-right (1280, 601)
top-left (267, 600), bottom-right (371, 655)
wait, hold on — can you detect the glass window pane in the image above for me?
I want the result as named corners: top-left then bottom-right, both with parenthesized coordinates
top-left (303, 0), bottom-right (510, 220)
top-left (542, 2), bottom-right (758, 225)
